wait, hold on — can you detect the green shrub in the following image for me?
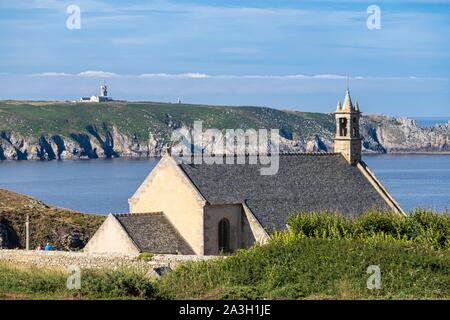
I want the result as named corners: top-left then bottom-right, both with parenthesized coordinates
top-left (158, 238), bottom-right (450, 300)
top-left (137, 252), bottom-right (154, 262)
top-left (0, 264), bottom-right (158, 300)
top-left (219, 286), bottom-right (263, 300)
top-left (287, 210), bottom-right (450, 250)
top-left (0, 264), bottom-right (67, 296)
top-left (157, 210), bottom-right (449, 300)
top-left (80, 270), bottom-right (157, 299)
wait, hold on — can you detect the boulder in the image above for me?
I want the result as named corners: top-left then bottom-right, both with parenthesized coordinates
top-left (60, 231), bottom-right (86, 251)
top-left (0, 222), bottom-right (11, 248)
top-left (145, 265), bottom-right (172, 279)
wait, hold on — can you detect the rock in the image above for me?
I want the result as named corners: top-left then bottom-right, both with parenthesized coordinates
top-left (145, 265), bottom-right (172, 279)
top-left (361, 115), bottom-right (450, 153)
top-left (60, 231), bottom-right (86, 251)
top-left (306, 135), bottom-right (328, 153)
top-left (0, 114), bottom-right (448, 160)
top-left (0, 222), bottom-right (10, 248)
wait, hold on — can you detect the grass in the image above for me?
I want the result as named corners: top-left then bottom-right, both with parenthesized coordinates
top-left (157, 211), bottom-right (450, 300)
top-left (157, 238), bottom-right (449, 300)
top-left (0, 100), bottom-right (334, 142)
top-left (1, 211), bottom-right (448, 300)
top-left (286, 210), bottom-right (450, 250)
top-left (0, 263), bottom-right (158, 300)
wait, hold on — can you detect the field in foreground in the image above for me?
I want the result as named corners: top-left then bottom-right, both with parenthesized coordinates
top-left (0, 239), bottom-right (448, 300)
top-left (0, 212), bottom-right (449, 300)
top-left (158, 239), bottom-right (449, 300)
top-left (158, 211), bottom-right (450, 300)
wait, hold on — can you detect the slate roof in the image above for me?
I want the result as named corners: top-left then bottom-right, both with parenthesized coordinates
top-left (178, 153), bottom-right (392, 233)
top-left (114, 213), bottom-right (194, 254)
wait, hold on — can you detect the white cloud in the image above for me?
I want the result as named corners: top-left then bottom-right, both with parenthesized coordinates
top-left (77, 70), bottom-right (119, 77)
top-left (139, 73), bottom-right (211, 78)
top-left (27, 71), bottom-right (447, 81)
top-left (31, 72), bottom-right (71, 77)
top-left (312, 74), bottom-right (348, 80)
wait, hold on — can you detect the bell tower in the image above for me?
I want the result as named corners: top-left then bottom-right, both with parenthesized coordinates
top-left (334, 89), bottom-right (362, 165)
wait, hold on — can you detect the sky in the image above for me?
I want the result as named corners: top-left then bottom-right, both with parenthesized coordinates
top-left (0, 0), bottom-right (449, 117)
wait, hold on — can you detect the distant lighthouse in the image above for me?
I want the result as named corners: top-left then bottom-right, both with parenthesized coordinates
top-left (100, 83), bottom-right (108, 97)
top-left (80, 81), bottom-right (113, 103)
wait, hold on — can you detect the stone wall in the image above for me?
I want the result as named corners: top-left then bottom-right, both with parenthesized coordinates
top-left (0, 249), bottom-right (217, 271)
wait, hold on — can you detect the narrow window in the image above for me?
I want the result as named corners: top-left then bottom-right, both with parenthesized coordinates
top-left (218, 218), bottom-right (231, 252)
top-left (339, 118), bottom-right (348, 136)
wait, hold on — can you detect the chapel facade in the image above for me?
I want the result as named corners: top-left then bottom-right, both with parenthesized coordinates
top-left (84, 90), bottom-right (404, 256)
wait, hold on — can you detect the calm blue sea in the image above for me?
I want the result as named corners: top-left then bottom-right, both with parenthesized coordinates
top-left (0, 155), bottom-right (449, 214)
top-left (411, 117), bottom-right (449, 127)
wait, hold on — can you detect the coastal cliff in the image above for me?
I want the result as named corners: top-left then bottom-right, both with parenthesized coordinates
top-left (0, 101), bottom-right (448, 160)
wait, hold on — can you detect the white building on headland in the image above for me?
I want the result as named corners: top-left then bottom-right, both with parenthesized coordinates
top-left (80, 83), bottom-right (113, 103)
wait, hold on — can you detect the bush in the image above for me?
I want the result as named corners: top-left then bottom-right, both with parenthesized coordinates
top-left (158, 238), bottom-right (450, 300)
top-left (158, 211), bottom-right (449, 300)
top-left (287, 210), bottom-right (450, 250)
top-left (80, 270), bottom-right (157, 299)
top-left (0, 264), bottom-right (158, 300)
top-left (219, 286), bottom-right (263, 300)
top-left (137, 252), bottom-right (154, 262)
top-left (0, 264), bottom-right (67, 297)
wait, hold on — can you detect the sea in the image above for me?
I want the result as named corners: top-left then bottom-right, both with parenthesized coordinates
top-left (0, 154), bottom-right (449, 214)
top-left (411, 117), bottom-right (449, 127)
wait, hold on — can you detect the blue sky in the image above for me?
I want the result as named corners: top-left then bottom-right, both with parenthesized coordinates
top-left (0, 0), bottom-right (449, 117)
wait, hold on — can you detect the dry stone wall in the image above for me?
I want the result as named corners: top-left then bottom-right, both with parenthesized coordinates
top-left (0, 249), bottom-right (217, 271)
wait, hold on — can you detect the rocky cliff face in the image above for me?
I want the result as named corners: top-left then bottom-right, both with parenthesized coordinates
top-left (0, 115), bottom-right (448, 160)
top-left (361, 116), bottom-right (450, 153)
top-left (0, 125), bottom-right (163, 160)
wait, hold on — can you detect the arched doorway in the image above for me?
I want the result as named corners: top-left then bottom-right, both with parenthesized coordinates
top-left (218, 218), bottom-right (231, 253)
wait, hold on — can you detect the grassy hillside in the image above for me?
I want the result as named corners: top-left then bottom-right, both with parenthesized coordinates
top-left (2, 233), bottom-right (447, 300)
top-left (157, 239), bottom-right (449, 300)
top-left (158, 212), bottom-right (450, 300)
top-left (0, 189), bottom-right (104, 250)
top-left (0, 100), bottom-right (334, 142)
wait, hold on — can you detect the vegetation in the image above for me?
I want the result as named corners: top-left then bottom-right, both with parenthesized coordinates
top-left (286, 210), bottom-right (450, 250)
top-left (158, 240), bottom-right (449, 300)
top-left (0, 100), bottom-right (334, 142)
top-left (137, 252), bottom-right (154, 262)
top-left (157, 211), bottom-right (449, 300)
top-left (0, 263), bottom-right (157, 300)
top-left (0, 189), bottom-right (104, 250)
top-left (0, 211), bottom-right (448, 300)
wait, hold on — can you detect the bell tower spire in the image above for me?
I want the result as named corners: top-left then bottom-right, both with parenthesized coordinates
top-left (334, 87), bottom-right (362, 165)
